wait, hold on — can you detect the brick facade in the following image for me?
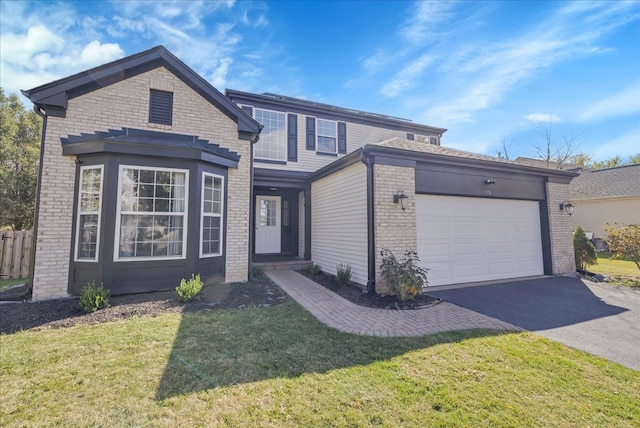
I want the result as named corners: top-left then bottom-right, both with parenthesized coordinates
top-left (373, 164), bottom-right (417, 294)
top-left (32, 67), bottom-right (251, 300)
top-left (546, 181), bottom-right (577, 275)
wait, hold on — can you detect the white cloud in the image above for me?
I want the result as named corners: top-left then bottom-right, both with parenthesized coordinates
top-left (400, 1), bottom-right (455, 43)
top-left (380, 54), bottom-right (436, 97)
top-left (420, 1), bottom-right (640, 126)
top-left (579, 83), bottom-right (640, 122)
top-left (79, 41), bottom-right (125, 67)
top-left (210, 58), bottom-right (233, 88)
top-left (525, 113), bottom-right (563, 123)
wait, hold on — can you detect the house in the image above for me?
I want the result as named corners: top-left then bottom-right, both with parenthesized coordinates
top-left (23, 46), bottom-right (577, 300)
top-left (568, 164), bottom-right (640, 239)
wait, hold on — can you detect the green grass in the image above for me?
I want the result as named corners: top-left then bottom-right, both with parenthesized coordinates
top-left (593, 253), bottom-right (640, 288)
top-left (0, 278), bottom-right (27, 291)
top-left (1, 302), bottom-right (639, 427)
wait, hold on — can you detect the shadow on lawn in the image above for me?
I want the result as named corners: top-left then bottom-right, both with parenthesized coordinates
top-left (155, 301), bottom-right (509, 400)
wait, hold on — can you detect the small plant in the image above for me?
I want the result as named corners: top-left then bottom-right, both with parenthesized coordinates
top-left (308, 264), bottom-right (321, 277)
top-left (336, 263), bottom-right (352, 286)
top-left (574, 226), bottom-right (597, 272)
top-left (380, 249), bottom-right (429, 301)
top-left (176, 274), bottom-right (204, 303)
top-left (251, 266), bottom-right (264, 279)
top-left (79, 281), bottom-right (110, 313)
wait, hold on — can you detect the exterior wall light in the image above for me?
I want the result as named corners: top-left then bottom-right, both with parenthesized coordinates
top-left (393, 190), bottom-right (409, 211)
top-left (484, 178), bottom-right (496, 184)
top-left (559, 201), bottom-right (574, 216)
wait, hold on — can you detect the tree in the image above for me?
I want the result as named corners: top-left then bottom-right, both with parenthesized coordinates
top-left (574, 226), bottom-right (597, 272)
top-left (0, 88), bottom-right (42, 230)
top-left (604, 223), bottom-right (640, 272)
top-left (532, 120), bottom-right (585, 169)
top-left (569, 153), bottom-right (640, 169)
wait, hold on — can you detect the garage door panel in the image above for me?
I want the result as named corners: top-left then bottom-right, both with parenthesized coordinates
top-left (417, 195), bottom-right (544, 286)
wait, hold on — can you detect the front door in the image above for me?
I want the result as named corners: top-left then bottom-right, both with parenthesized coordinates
top-left (255, 195), bottom-right (281, 254)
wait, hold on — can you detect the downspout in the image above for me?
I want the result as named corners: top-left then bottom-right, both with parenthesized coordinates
top-left (27, 105), bottom-right (47, 293)
top-left (248, 132), bottom-right (257, 280)
top-left (363, 152), bottom-right (376, 293)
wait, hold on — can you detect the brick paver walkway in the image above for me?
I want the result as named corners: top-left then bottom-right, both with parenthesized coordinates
top-left (267, 270), bottom-right (520, 337)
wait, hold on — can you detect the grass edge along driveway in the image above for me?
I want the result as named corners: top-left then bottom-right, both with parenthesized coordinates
top-left (1, 302), bottom-right (639, 427)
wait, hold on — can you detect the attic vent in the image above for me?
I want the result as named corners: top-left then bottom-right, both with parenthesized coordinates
top-left (429, 136), bottom-right (438, 145)
top-left (149, 89), bottom-right (173, 125)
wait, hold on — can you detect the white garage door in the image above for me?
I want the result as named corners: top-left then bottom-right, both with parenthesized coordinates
top-left (416, 195), bottom-right (544, 287)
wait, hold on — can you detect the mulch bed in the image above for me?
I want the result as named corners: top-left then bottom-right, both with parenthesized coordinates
top-left (0, 279), bottom-right (285, 334)
top-left (300, 271), bottom-right (440, 310)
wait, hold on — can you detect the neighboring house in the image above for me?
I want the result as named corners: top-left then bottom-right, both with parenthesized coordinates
top-left (569, 164), bottom-right (640, 239)
top-left (23, 46), bottom-right (577, 300)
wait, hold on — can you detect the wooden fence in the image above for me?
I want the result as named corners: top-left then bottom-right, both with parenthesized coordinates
top-left (0, 229), bottom-right (33, 279)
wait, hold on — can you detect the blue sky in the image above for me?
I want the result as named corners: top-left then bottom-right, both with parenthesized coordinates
top-left (1, 0), bottom-right (638, 161)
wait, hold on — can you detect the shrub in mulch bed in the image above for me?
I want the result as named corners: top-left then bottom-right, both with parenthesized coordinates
top-left (300, 270), bottom-right (440, 310)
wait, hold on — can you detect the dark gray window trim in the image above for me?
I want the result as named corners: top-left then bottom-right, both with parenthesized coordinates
top-left (149, 89), bottom-right (173, 125)
top-left (288, 113), bottom-right (298, 161)
top-left (338, 122), bottom-right (347, 154)
top-left (306, 116), bottom-right (316, 150)
top-left (255, 159), bottom-right (287, 165)
top-left (316, 152), bottom-right (338, 157)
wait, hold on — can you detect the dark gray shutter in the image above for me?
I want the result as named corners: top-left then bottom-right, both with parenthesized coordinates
top-left (288, 114), bottom-right (298, 161)
top-left (241, 105), bottom-right (253, 117)
top-left (338, 122), bottom-right (347, 154)
top-left (306, 117), bottom-right (316, 150)
top-left (149, 90), bottom-right (173, 125)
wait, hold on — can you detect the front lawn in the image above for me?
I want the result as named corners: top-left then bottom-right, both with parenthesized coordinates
top-left (594, 252), bottom-right (640, 288)
top-left (1, 302), bottom-right (638, 427)
top-left (0, 278), bottom-right (27, 292)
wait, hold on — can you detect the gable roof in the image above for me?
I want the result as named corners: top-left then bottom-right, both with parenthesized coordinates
top-left (22, 46), bottom-right (260, 138)
top-left (514, 157), bottom-right (583, 172)
top-left (225, 89), bottom-right (447, 137)
top-left (569, 164), bottom-right (640, 200)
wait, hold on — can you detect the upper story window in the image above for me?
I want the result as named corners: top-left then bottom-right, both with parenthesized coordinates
top-left (149, 89), bottom-right (173, 126)
top-left (115, 166), bottom-right (188, 261)
top-left (75, 165), bottom-right (103, 261)
top-left (316, 119), bottom-right (337, 154)
top-left (254, 108), bottom-right (286, 161)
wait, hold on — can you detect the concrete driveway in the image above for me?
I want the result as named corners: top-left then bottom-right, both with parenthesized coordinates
top-left (429, 277), bottom-right (640, 371)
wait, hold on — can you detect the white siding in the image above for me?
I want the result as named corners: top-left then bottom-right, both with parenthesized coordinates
top-left (311, 162), bottom-right (368, 285)
top-left (298, 191), bottom-right (305, 258)
top-left (257, 118), bottom-right (430, 173)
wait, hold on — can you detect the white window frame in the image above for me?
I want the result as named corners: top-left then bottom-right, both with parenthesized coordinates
top-left (113, 165), bottom-right (189, 262)
top-left (200, 172), bottom-right (225, 258)
top-left (251, 106), bottom-right (288, 162)
top-left (74, 165), bottom-right (104, 262)
top-left (316, 118), bottom-right (338, 154)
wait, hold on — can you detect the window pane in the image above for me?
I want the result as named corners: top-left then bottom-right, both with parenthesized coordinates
top-left (317, 136), bottom-right (336, 153)
top-left (254, 108), bottom-right (286, 161)
top-left (77, 166), bottom-right (102, 261)
top-left (201, 173), bottom-right (224, 256)
top-left (77, 214), bottom-right (98, 259)
top-left (117, 167), bottom-right (186, 259)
